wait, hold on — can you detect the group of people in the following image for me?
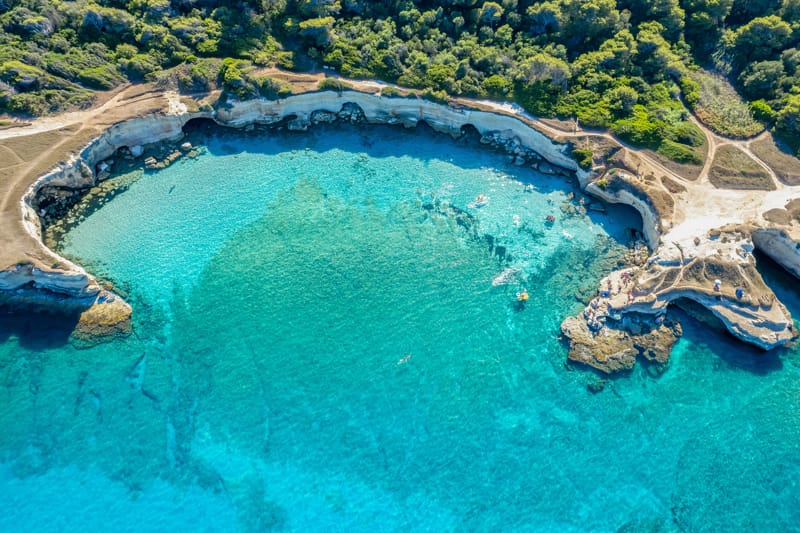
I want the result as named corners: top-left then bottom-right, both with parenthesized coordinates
top-left (584, 270), bottom-right (639, 333)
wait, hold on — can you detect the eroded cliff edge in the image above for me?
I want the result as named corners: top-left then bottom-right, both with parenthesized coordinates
top-left (1, 87), bottom-right (799, 359)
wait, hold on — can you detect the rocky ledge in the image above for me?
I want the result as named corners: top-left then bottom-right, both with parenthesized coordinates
top-left (562, 314), bottom-right (682, 374)
top-left (562, 219), bottom-right (797, 373)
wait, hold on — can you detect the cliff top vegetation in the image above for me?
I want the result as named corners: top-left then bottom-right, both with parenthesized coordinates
top-left (3, 0), bottom-right (800, 160)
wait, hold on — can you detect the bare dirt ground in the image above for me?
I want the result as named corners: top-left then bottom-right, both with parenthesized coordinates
top-left (0, 84), bottom-right (170, 268)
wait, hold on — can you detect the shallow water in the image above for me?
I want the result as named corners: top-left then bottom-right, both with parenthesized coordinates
top-left (1, 124), bottom-right (799, 532)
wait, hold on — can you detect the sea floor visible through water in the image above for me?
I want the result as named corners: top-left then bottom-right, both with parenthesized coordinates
top-left (1, 122), bottom-right (799, 532)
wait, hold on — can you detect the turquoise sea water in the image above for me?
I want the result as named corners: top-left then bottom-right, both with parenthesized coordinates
top-left (1, 123), bottom-right (799, 532)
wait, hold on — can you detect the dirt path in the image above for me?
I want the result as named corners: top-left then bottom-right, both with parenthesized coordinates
top-left (0, 84), bottom-right (168, 268)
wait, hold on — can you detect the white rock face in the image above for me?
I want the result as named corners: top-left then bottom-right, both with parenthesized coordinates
top-left (752, 228), bottom-right (800, 279)
top-left (0, 262), bottom-right (98, 297)
top-left (215, 91), bottom-right (578, 171)
top-left (586, 182), bottom-right (661, 249)
top-left (7, 94), bottom-right (577, 302)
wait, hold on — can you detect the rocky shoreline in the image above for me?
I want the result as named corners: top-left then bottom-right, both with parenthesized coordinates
top-left (2, 88), bottom-right (799, 361)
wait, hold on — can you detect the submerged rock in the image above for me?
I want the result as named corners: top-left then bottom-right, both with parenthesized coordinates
top-left (586, 379), bottom-right (607, 394)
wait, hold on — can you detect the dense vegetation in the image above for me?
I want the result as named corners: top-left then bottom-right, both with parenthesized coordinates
top-left (3, 0), bottom-right (800, 156)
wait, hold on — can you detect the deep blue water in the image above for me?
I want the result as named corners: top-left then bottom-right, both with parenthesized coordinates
top-left (0, 124), bottom-right (798, 532)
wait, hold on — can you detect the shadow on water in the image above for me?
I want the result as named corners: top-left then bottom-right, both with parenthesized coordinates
top-left (0, 306), bottom-right (78, 351)
top-left (185, 118), bottom-right (531, 172)
top-left (754, 249), bottom-right (800, 318)
top-left (670, 301), bottom-right (784, 375)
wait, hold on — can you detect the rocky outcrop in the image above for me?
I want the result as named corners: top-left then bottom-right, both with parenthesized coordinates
top-left (562, 314), bottom-right (680, 374)
top-left (72, 295), bottom-right (132, 348)
top-left (562, 225), bottom-right (796, 371)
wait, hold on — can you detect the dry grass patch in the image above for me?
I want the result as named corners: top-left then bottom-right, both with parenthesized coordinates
top-left (786, 199), bottom-right (800, 222)
top-left (764, 208), bottom-right (791, 225)
top-left (643, 149), bottom-right (704, 181)
top-left (0, 129), bottom-right (77, 163)
top-left (661, 175), bottom-right (686, 193)
top-left (0, 145), bottom-right (23, 167)
top-left (750, 135), bottom-right (800, 186)
top-left (0, 166), bottom-right (20, 184)
top-left (538, 118), bottom-right (577, 133)
top-left (692, 72), bottom-right (764, 138)
top-left (709, 145), bottom-right (774, 190)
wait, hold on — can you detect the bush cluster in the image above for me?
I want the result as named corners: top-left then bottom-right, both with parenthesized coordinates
top-left (2, 0), bottom-right (800, 157)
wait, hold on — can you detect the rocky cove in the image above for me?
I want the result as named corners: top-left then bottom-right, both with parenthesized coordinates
top-left (1, 87), bottom-right (799, 369)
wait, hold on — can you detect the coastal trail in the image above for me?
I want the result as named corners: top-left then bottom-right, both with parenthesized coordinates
top-left (0, 84), bottom-right (170, 267)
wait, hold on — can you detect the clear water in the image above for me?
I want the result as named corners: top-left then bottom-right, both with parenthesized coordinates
top-left (1, 124), bottom-right (799, 532)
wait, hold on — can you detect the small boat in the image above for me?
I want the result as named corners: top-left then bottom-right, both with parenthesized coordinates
top-left (468, 194), bottom-right (489, 208)
top-left (397, 354), bottom-right (412, 365)
top-left (516, 289), bottom-right (529, 302)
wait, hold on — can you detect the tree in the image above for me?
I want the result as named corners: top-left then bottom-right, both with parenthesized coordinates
top-left (681, 0), bottom-right (733, 53)
top-left (525, 1), bottom-right (560, 36)
top-left (478, 2), bottom-right (503, 26)
top-left (620, 0), bottom-right (685, 40)
top-left (732, 15), bottom-right (792, 65)
top-left (607, 85), bottom-right (640, 116)
top-left (729, 0), bottom-right (781, 23)
top-left (559, 0), bottom-right (627, 51)
top-left (775, 93), bottom-right (800, 144)
top-left (298, 16), bottom-right (335, 46)
top-left (739, 60), bottom-right (785, 99)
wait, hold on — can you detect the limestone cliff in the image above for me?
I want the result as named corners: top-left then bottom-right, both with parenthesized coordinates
top-left (0, 91), bottom-right (581, 343)
top-left (2, 88), bottom-right (799, 357)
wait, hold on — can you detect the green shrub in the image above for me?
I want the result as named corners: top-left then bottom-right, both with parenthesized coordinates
top-left (176, 60), bottom-right (219, 93)
top-left (122, 53), bottom-right (160, 80)
top-left (482, 74), bottom-right (512, 98)
top-left (380, 86), bottom-right (401, 97)
top-left (258, 76), bottom-right (291, 99)
top-left (318, 77), bottom-right (352, 92)
top-left (679, 76), bottom-right (701, 108)
top-left (0, 60), bottom-right (44, 87)
top-left (657, 139), bottom-right (703, 164)
top-left (276, 52), bottom-right (295, 71)
top-left (572, 147), bottom-right (593, 169)
top-left (666, 122), bottom-right (706, 147)
top-left (420, 87), bottom-right (450, 104)
top-left (750, 99), bottom-right (776, 123)
top-left (612, 106), bottom-right (665, 148)
top-left (76, 65), bottom-right (124, 90)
